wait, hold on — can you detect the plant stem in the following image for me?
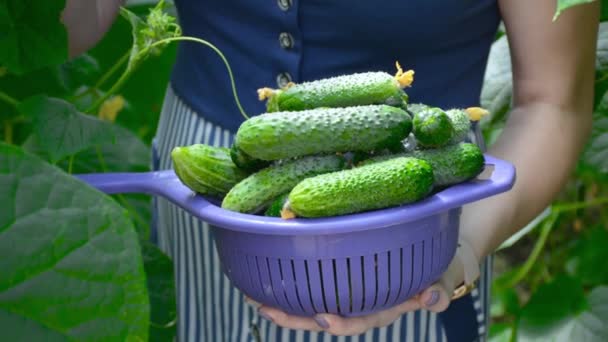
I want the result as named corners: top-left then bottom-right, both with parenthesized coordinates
top-left (4, 120), bottom-right (13, 144)
top-left (554, 197), bottom-right (608, 212)
top-left (147, 36), bottom-right (249, 119)
top-left (503, 213), bottom-right (557, 289)
top-left (0, 91), bottom-right (19, 108)
top-left (95, 51), bottom-right (130, 89)
top-left (68, 155), bottom-right (74, 174)
top-left (86, 63), bottom-right (135, 114)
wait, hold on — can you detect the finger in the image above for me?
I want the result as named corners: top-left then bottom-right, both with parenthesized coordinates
top-left (243, 296), bottom-right (262, 309)
top-left (417, 283), bottom-right (452, 313)
top-left (317, 299), bottom-right (422, 336)
top-left (257, 306), bottom-right (324, 332)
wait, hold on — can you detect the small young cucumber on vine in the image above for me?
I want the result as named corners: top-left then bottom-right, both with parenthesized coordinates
top-left (235, 104), bottom-right (412, 161)
top-left (258, 62), bottom-right (414, 112)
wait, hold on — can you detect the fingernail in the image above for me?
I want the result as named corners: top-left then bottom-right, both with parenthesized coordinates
top-left (314, 315), bottom-right (330, 329)
top-left (426, 290), bottom-right (440, 307)
top-left (258, 309), bottom-right (274, 323)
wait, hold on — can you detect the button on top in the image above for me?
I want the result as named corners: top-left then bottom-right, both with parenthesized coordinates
top-left (277, 0), bottom-right (293, 11)
top-left (279, 32), bottom-right (294, 49)
top-left (276, 72), bottom-right (293, 88)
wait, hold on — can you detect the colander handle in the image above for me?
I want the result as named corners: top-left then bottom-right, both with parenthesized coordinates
top-left (76, 170), bottom-right (224, 219)
top-left (76, 170), bottom-right (179, 195)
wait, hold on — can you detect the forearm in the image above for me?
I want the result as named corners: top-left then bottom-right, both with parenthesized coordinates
top-left (460, 101), bottom-right (593, 260)
top-left (61, 0), bottom-right (125, 57)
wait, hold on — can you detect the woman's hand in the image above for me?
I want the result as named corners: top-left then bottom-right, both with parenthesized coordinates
top-left (246, 253), bottom-right (466, 336)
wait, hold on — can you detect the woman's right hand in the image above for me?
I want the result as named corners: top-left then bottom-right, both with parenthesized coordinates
top-left (61, 0), bottom-right (125, 57)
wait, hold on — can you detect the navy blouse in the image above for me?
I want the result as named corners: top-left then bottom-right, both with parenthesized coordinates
top-left (170, 0), bottom-right (501, 132)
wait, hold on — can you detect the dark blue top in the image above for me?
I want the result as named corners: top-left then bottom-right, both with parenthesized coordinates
top-left (171, 0), bottom-right (500, 132)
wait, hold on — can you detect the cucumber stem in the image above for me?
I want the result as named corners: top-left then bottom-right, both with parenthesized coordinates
top-left (394, 61), bottom-right (415, 88)
top-left (147, 36), bottom-right (250, 119)
top-left (280, 201), bottom-right (297, 219)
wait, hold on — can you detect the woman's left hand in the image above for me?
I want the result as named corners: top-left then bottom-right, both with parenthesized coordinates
top-left (245, 254), bottom-right (465, 336)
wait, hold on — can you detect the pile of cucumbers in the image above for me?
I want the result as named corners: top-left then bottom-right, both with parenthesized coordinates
top-left (171, 63), bottom-right (487, 219)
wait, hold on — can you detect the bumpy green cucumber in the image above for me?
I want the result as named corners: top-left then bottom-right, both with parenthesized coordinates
top-left (230, 143), bottom-right (270, 172)
top-left (221, 155), bottom-right (345, 213)
top-left (258, 64), bottom-right (414, 112)
top-left (235, 105), bottom-right (412, 161)
top-left (359, 143), bottom-right (485, 187)
top-left (286, 157), bottom-right (434, 218)
top-left (264, 193), bottom-right (289, 217)
top-left (412, 107), bottom-right (454, 148)
top-left (171, 144), bottom-right (249, 197)
top-left (445, 109), bottom-right (471, 144)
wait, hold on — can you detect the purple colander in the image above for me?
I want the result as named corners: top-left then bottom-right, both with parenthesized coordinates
top-left (77, 154), bottom-right (515, 317)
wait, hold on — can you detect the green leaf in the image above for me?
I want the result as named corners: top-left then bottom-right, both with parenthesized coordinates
top-left (554, 0), bottom-right (597, 21)
top-left (17, 95), bottom-right (115, 163)
top-left (480, 35), bottom-right (512, 144)
top-left (566, 225), bottom-right (608, 286)
top-left (56, 54), bottom-right (101, 92)
top-left (491, 284), bottom-right (521, 318)
top-left (142, 241), bottom-right (176, 342)
top-left (0, 143), bottom-right (149, 341)
top-left (580, 91), bottom-right (608, 175)
top-left (120, 0), bottom-right (181, 71)
top-left (0, 0), bottom-right (69, 74)
top-left (489, 323), bottom-right (515, 342)
top-left (88, 3), bottom-right (177, 144)
top-left (518, 276), bottom-right (608, 342)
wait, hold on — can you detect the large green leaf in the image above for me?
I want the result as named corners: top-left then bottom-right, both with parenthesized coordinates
top-left (142, 241), bottom-right (176, 342)
top-left (566, 225), bottom-right (608, 286)
top-left (17, 95), bottom-right (116, 163)
top-left (518, 277), bottom-right (608, 341)
top-left (580, 91), bottom-right (608, 175)
top-left (22, 122), bottom-right (153, 238)
top-left (0, 0), bottom-right (68, 74)
top-left (0, 143), bottom-right (149, 341)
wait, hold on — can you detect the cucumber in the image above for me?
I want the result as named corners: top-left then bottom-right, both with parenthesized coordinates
top-left (171, 144), bottom-right (249, 197)
top-left (411, 143), bottom-right (485, 186)
top-left (235, 105), bottom-right (412, 161)
top-left (230, 143), bottom-right (271, 172)
top-left (445, 109), bottom-right (471, 144)
top-left (264, 193), bottom-right (289, 217)
top-left (359, 143), bottom-right (485, 187)
top-left (258, 64), bottom-right (414, 112)
top-left (411, 106), bottom-right (454, 148)
top-left (285, 157), bottom-right (434, 218)
top-left (221, 155), bottom-right (345, 213)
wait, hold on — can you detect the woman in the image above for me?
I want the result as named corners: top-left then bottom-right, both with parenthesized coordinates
top-left (63, 0), bottom-right (599, 340)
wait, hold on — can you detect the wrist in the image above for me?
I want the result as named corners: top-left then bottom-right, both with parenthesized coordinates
top-left (451, 235), bottom-right (481, 300)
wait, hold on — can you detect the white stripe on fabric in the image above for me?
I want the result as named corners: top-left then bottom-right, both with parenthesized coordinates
top-left (295, 329), bottom-right (304, 342)
top-left (428, 311), bottom-right (436, 342)
top-left (420, 311), bottom-right (428, 342)
top-left (177, 208), bottom-right (187, 342)
top-left (403, 308), bottom-right (413, 342)
top-left (184, 212), bottom-right (196, 342)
